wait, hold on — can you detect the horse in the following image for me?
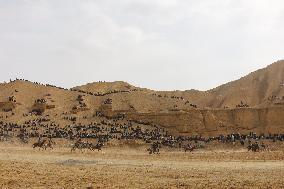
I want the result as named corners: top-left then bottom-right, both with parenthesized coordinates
top-left (71, 140), bottom-right (83, 152)
top-left (147, 142), bottom-right (160, 154)
top-left (71, 140), bottom-right (90, 152)
top-left (44, 139), bottom-right (54, 150)
top-left (183, 144), bottom-right (195, 152)
top-left (247, 143), bottom-right (260, 152)
top-left (32, 140), bottom-right (47, 150)
top-left (89, 142), bottom-right (104, 151)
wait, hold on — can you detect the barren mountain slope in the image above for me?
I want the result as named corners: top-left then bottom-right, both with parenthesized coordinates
top-left (0, 60), bottom-right (283, 135)
top-left (155, 60), bottom-right (284, 108)
top-left (73, 60), bottom-right (284, 109)
top-left (72, 81), bottom-right (197, 113)
top-left (0, 80), bottom-right (81, 124)
top-left (0, 80), bottom-right (195, 125)
top-left (199, 60), bottom-right (284, 108)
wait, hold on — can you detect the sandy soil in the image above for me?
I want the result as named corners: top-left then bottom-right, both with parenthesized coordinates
top-left (0, 143), bottom-right (283, 189)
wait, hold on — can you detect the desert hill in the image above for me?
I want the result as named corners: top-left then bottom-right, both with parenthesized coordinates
top-left (72, 60), bottom-right (284, 109)
top-left (0, 60), bottom-right (284, 135)
top-left (72, 81), bottom-right (140, 94)
top-left (71, 81), bottom-right (196, 113)
top-left (147, 60), bottom-right (284, 109)
top-left (195, 60), bottom-right (284, 108)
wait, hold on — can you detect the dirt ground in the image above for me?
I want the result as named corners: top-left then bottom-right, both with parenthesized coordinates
top-left (0, 143), bottom-right (283, 189)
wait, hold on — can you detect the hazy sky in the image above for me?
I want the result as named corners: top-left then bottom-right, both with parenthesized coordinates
top-left (0, 0), bottom-right (283, 91)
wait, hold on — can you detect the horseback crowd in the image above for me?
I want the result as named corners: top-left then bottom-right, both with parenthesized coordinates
top-left (0, 116), bottom-right (284, 154)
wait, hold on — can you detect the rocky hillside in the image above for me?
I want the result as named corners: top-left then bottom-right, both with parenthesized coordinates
top-left (149, 60), bottom-right (284, 109)
top-left (0, 60), bottom-right (283, 135)
top-left (197, 60), bottom-right (284, 108)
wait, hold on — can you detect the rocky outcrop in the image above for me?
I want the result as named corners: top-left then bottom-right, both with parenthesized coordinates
top-left (126, 107), bottom-right (284, 136)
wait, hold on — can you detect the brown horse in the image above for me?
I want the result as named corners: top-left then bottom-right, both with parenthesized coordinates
top-left (183, 144), bottom-right (195, 152)
top-left (89, 142), bottom-right (104, 151)
top-left (44, 140), bottom-right (54, 150)
top-left (71, 140), bottom-right (88, 152)
top-left (147, 142), bottom-right (160, 154)
top-left (247, 143), bottom-right (260, 152)
top-left (32, 140), bottom-right (47, 150)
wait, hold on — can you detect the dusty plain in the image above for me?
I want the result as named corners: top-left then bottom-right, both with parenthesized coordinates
top-left (0, 142), bottom-right (283, 189)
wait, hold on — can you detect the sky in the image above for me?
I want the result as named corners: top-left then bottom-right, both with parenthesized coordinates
top-left (0, 0), bottom-right (284, 91)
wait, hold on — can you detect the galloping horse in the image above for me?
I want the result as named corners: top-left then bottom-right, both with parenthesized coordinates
top-left (247, 143), bottom-right (260, 152)
top-left (147, 142), bottom-right (160, 154)
top-left (89, 142), bottom-right (104, 151)
top-left (44, 139), bottom-right (55, 149)
top-left (32, 139), bottom-right (47, 150)
top-left (183, 144), bottom-right (195, 152)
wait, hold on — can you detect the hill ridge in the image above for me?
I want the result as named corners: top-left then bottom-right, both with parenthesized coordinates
top-left (1, 60), bottom-right (283, 110)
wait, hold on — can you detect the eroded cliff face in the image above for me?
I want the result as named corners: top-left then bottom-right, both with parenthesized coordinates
top-left (126, 107), bottom-right (284, 136)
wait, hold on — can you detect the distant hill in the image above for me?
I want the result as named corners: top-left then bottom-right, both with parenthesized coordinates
top-left (196, 60), bottom-right (284, 108)
top-left (154, 60), bottom-right (284, 109)
top-left (72, 81), bottom-right (139, 94)
top-left (72, 60), bottom-right (284, 109)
